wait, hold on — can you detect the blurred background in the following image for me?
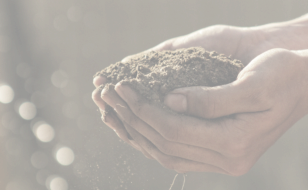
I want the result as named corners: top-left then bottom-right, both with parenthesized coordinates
top-left (1, 0), bottom-right (308, 190)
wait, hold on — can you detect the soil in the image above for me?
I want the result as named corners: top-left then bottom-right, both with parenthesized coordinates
top-left (95, 47), bottom-right (244, 107)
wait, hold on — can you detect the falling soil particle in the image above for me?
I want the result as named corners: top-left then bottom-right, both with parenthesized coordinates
top-left (95, 47), bottom-right (244, 107)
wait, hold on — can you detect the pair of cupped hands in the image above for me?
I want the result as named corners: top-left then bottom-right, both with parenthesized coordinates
top-left (92, 24), bottom-right (308, 176)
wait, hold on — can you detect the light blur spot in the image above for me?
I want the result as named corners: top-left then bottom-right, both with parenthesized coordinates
top-left (36, 170), bottom-right (51, 185)
top-left (0, 85), bottom-right (14, 104)
top-left (53, 15), bottom-right (68, 31)
top-left (51, 70), bottom-right (68, 88)
top-left (35, 123), bottom-right (55, 142)
top-left (61, 80), bottom-right (78, 97)
top-left (19, 102), bottom-right (37, 120)
top-left (16, 63), bottom-right (32, 78)
top-left (47, 176), bottom-right (68, 190)
top-left (82, 43), bottom-right (100, 58)
top-left (31, 91), bottom-right (48, 108)
top-left (0, 35), bottom-right (11, 53)
top-left (33, 12), bottom-right (47, 29)
top-left (62, 101), bottom-right (80, 119)
top-left (5, 138), bottom-right (23, 156)
top-left (31, 151), bottom-right (49, 169)
top-left (56, 147), bottom-right (75, 166)
top-left (77, 115), bottom-right (96, 130)
top-left (60, 60), bottom-right (79, 77)
top-left (83, 12), bottom-right (101, 29)
top-left (67, 7), bottom-right (83, 22)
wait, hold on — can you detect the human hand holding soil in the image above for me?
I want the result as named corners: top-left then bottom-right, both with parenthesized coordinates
top-left (99, 49), bottom-right (308, 175)
top-left (93, 15), bottom-right (307, 175)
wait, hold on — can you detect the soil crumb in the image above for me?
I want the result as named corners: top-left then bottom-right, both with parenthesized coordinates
top-left (95, 47), bottom-right (243, 105)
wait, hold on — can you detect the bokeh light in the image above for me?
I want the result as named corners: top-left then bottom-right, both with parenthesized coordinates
top-left (18, 102), bottom-right (37, 120)
top-left (56, 147), bottom-right (75, 166)
top-left (51, 70), bottom-right (68, 88)
top-left (35, 123), bottom-right (55, 143)
top-left (46, 176), bottom-right (68, 190)
top-left (0, 85), bottom-right (14, 104)
top-left (31, 151), bottom-right (49, 169)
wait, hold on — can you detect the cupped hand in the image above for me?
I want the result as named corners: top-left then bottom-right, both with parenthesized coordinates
top-left (92, 25), bottom-right (308, 175)
top-left (99, 48), bottom-right (308, 175)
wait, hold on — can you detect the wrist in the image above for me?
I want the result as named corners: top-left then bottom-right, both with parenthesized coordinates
top-left (250, 14), bottom-right (308, 50)
top-left (293, 49), bottom-right (308, 115)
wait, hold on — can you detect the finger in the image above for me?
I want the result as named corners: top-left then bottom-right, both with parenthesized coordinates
top-left (164, 73), bottom-right (272, 118)
top-left (101, 108), bottom-right (142, 151)
top-left (100, 84), bottom-right (155, 159)
top-left (92, 86), bottom-right (107, 110)
top-left (130, 139), bottom-right (154, 159)
top-left (115, 83), bottom-right (233, 150)
top-left (101, 84), bottom-right (227, 167)
top-left (93, 75), bottom-right (107, 88)
top-left (124, 123), bottom-right (229, 174)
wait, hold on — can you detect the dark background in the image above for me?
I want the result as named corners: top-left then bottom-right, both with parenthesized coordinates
top-left (1, 0), bottom-right (308, 190)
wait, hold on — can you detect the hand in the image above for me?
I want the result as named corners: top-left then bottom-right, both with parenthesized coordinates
top-left (100, 48), bottom-right (308, 175)
top-left (92, 24), bottom-right (291, 151)
top-left (92, 17), bottom-right (308, 169)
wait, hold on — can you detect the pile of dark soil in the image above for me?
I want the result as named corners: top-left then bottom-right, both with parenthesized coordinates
top-left (95, 47), bottom-right (243, 105)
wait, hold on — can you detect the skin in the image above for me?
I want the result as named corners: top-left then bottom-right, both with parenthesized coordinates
top-left (92, 14), bottom-right (308, 175)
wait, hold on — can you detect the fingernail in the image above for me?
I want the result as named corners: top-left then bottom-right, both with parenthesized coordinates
top-left (164, 93), bottom-right (187, 112)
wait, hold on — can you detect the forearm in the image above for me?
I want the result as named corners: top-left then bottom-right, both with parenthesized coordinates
top-left (252, 13), bottom-right (308, 50)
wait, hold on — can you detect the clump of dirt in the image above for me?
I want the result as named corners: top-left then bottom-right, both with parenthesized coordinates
top-left (95, 47), bottom-right (243, 105)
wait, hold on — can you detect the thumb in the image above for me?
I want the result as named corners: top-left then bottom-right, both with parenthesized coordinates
top-left (164, 77), bottom-right (271, 118)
